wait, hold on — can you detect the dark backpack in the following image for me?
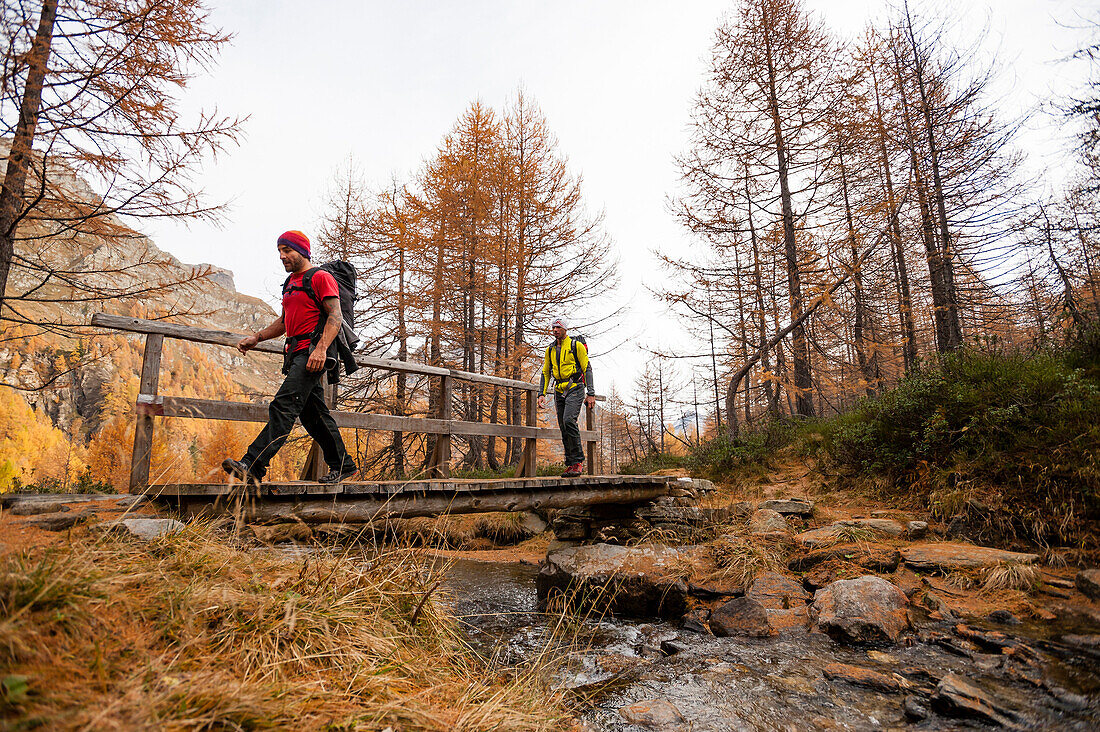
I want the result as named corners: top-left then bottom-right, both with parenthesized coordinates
top-left (282, 261), bottom-right (360, 377)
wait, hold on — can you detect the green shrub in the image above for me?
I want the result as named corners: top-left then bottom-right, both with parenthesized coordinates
top-left (689, 417), bottom-right (803, 482)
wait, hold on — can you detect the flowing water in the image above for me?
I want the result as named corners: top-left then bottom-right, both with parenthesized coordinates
top-left (439, 558), bottom-right (1100, 731)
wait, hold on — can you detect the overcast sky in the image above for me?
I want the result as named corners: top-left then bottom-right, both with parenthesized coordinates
top-left (141, 0), bottom-right (1095, 395)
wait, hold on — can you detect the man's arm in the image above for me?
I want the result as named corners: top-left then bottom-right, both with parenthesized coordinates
top-left (307, 296), bottom-right (342, 372)
top-left (237, 315), bottom-right (285, 353)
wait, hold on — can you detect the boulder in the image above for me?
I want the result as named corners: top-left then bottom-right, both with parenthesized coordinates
top-left (709, 596), bottom-right (773, 637)
top-left (689, 478), bottom-right (715, 493)
top-left (749, 509), bottom-right (789, 535)
top-left (932, 673), bottom-right (1022, 727)
top-left (746, 572), bottom-right (811, 609)
top-left (822, 662), bottom-right (901, 693)
top-left (901, 544), bottom-right (1039, 572)
top-left (618, 699), bottom-right (685, 730)
top-left (759, 498), bottom-right (814, 516)
top-left (837, 518), bottom-right (905, 537)
top-left (812, 576), bottom-right (910, 646)
top-left (906, 520), bottom-right (929, 539)
top-left (25, 512), bottom-right (89, 531)
top-left (9, 501), bottom-right (70, 516)
top-left (789, 543), bottom-right (901, 573)
top-left (537, 543), bottom-right (694, 619)
top-left (766, 605), bottom-right (810, 634)
top-left (1075, 569), bottom-right (1100, 600)
top-left (116, 518), bottom-right (186, 540)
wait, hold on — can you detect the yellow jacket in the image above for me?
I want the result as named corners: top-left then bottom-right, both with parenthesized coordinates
top-left (540, 336), bottom-right (593, 395)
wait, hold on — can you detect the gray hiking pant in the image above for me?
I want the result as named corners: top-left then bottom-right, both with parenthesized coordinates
top-left (555, 386), bottom-right (586, 466)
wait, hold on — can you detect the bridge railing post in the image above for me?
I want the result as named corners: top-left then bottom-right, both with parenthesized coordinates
top-left (429, 374), bottom-right (452, 478)
top-left (585, 400), bottom-right (596, 476)
top-left (130, 333), bottom-right (163, 492)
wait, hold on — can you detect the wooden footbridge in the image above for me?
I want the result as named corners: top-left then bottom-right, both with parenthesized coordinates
top-left (92, 314), bottom-right (675, 523)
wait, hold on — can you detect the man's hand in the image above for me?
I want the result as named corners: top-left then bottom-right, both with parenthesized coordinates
top-left (237, 334), bottom-right (260, 354)
top-left (306, 345), bottom-right (327, 372)
top-left (585, 395), bottom-right (596, 409)
top-left (537, 395), bottom-right (546, 409)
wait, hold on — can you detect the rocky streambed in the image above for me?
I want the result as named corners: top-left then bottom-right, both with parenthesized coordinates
top-left (442, 495), bottom-right (1100, 731)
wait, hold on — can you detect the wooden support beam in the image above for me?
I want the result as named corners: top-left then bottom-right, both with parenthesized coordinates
top-left (133, 395), bottom-right (595, 440)
top-left (179, 483), bottom-right (671, 523)
top-left (586, 400), bottom-right (596, 476)
top-left (129, 334), bottom-right (163, 492)
top-left (429, 374), bottom-right (452, 478)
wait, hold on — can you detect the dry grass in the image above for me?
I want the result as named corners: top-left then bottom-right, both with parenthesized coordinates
top-left (699, 534), bottom-right (786, 589)
top-left (0, 522), bottom-right (569, 731)
top-left (981, 563), bottom-right (1042, 594)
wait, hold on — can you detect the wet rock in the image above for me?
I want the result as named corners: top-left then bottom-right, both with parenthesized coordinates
top-left (759, 498), bottom-right (814, 516)
top-left (660, 638), bottom-right (688, 656)
top-left (537, 543), bottom-right (694, 619)
top-left (903, 695), bottom-right (929, 720)
top-left (987, 610), bottom-right (1021, 625)
top-left (789, 543), bottom-right (901, 573)
top-left (822, 662), bottom-right (901, 693)
top-left (746, 571), bottom-right (811, 609)
top-left (26, 512), bottom-right (89, 531)
top-left (250, 523), bottom-right (312, 544)
top-left (681, 607), bottom-right (711, 634)
top-left (9, 501), bottom-right (70, 516)
top-left (1060, 634), bottom-right (1100, 658)
top-left (906, 520), bottom-right (928, 539)
top-left (1075, 569), bottom-right (1100, 600)
top-left (618, 699), bottom-right (685, 730)
top-left (812, 576), bottom-right (910, 646)
top-left (901, 543), bottom-right (1038, 572)
top-left (749, 508), bottom-right (789, 535)
top-left (932, 672), bottom-right (1022, 727)
top-left (919, 591), bottom-right (956, 619)
top-left (710, 596), bottom-right (774, 637)
top-left (116, 518), bottom-right (186, 540)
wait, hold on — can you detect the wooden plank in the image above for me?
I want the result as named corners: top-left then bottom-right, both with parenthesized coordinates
top-left (129, 334), bottom-right (163, 492)
top-left (177, 484), bottom-right (672, 523)
top-left (152, 475), bottom-right (672, 497)
top-left (92, 313), bottom-right (541, 393)
top-left (430, 375), bottom-right (452, 478)
top-left (133, 395), bottom-right (596, 441)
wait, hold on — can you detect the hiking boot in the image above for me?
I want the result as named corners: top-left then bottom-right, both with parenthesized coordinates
top-left (561, 462), bottom-right (583, 478)
top-left (319, 463), bottom-right (358, 484)
top-left (222, 458), bottom-right (261, 486)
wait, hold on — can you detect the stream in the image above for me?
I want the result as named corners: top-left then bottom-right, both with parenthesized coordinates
top-left (439, 558), bottom-right (1100, 731)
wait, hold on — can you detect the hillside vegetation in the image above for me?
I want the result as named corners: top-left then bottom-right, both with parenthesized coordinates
top-left (688, 328), bottom-right (1100, 549)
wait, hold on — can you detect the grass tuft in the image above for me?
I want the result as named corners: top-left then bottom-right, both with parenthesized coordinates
top-left (981, 563), bottom-right (1041, 594)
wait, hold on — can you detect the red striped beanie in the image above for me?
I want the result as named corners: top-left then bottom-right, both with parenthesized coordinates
top-left (277, 230), bottom-right (311, 258)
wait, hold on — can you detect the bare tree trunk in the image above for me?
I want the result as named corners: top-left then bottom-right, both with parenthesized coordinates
top-left (837, 146), bottom-right (877, 396)
top-left (0, 0), bottom-right (58, 312)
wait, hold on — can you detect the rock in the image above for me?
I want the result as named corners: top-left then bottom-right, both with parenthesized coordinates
top-left (537, 543), bottom-right (694, 619)
top-left (901, 543), bottom-right (1039, 572)
top-left (681, 607), bottom-right (711, 634)
top-left (746, 572), bottom-right (811, 609)
top-left (903, 695), bottom-right (929, 720)
top-left (10, 501), bottom-right (70, 516)
top-left (1075, 569), bottom-right (1100, 600)
top-left (114, 495), bottom-right (150, 509)
top-left (116, 518), bottom-right (186, 540)
top-left (618, 699), bottom-right (685, 730)
top-left (549, 517), bottom-right (587, 541)
top-left (793, 526), bottom-right (842, 548)
top-left (517, 511), bottom-right (548, 534)
top-left (250, 523), bottom-right (312, 544)
top-left (25, 512), bottom-right (89, 531)
top-left (766, 605), bottom-right (810, 634)
top-left (660, 638), bottom-right (688, 656)
top-left (906, 520), bottom-right (928, 539)
top-left (822, 662), bottom-right (901, 693)
top-left (730, 501), bottom-right (755, 520)
top-left (932, 673), bottom-right (1021, 727)
top-left (812, 576), bottom-right (910, 646)
top-left (837, 518), bottom-right (905, 537)
top-left (688, 478), bottom-right (715, 493)
top-left (688, 575), bottom-right (745, 599)
top-left (634, 504), bottom-right (703, 526)
top-left (987, 610), bottom-right (1021, 625)
top-left (789, 543), bottom-right (901, 573)
top-left (710, 597), bottom-right (774, 637)
top-left (759, 498), bottom-right (814, 516)
top-left (919, 591), bottom-right (957, 620)
top-left (749, 509), bottom-right (789, 535)
top-left (801, 560), bottom-right (858, 591)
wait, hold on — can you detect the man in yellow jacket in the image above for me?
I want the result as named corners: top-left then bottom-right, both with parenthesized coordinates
top-left (537, 316), bottom-right (596, 477)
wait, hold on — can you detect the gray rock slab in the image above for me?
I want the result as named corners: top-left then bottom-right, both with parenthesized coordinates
top-left (759, 498), bottom-right (814, 516)
top-left (25, 512), bottom-right (90, 531)
top-left (749, 508), bottom-right (790, 535)
top-left (1076, 569), bottom-right (1100, 600)
top-left (812, 576), bottom-right (910, 646)
top-left (117, 518), bottom-right (186, 540)
top-left (901, 544), bottom-right (1039, 572)
top-left (9, 502), bottom-right (70, 516)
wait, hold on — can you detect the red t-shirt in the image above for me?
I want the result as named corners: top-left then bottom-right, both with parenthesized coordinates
top-left (283, 269), bottom-right (340, 351)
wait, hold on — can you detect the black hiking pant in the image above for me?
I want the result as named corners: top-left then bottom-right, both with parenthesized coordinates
top-left (241, 349), bottom-right (353, 478)
top-left (555, 386), bottom-right (586, 466)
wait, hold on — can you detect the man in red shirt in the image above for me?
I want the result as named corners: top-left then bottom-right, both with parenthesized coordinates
top-left (222, 230), bottom-right (357, 485)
